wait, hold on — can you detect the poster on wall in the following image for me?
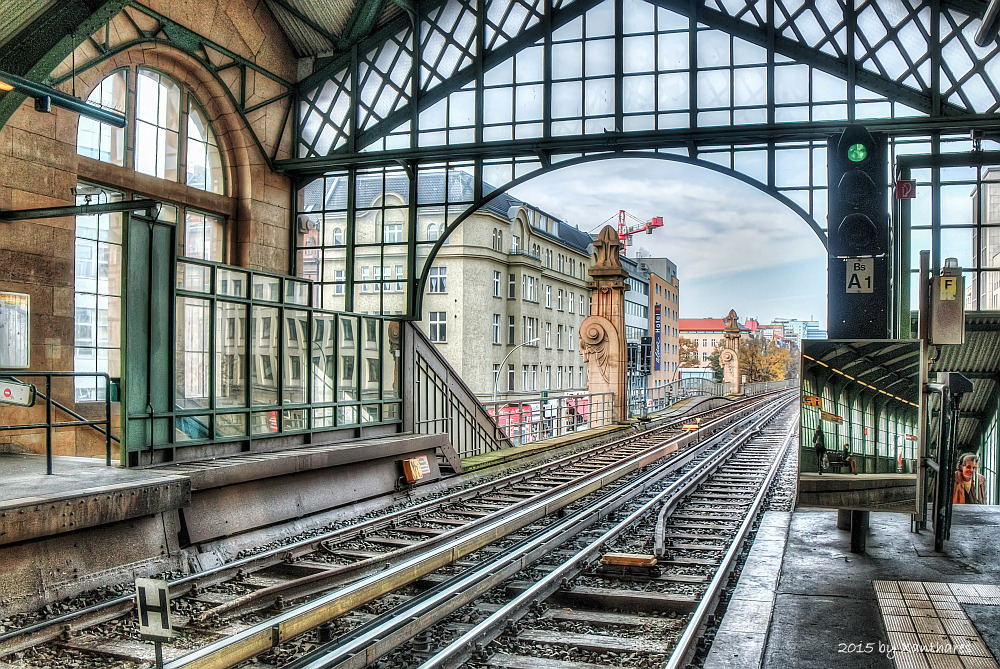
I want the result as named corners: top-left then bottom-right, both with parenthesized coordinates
top-left (798, 339), bottom-right (924, 514)
top-left (0, 292), bottom-right (30, 369)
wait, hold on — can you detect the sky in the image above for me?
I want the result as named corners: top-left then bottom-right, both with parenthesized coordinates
top-left (507, 158), bottom-right (829, 328)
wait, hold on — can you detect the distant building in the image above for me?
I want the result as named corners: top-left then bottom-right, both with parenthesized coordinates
top-left (680, 316), bottom-right (750, 364)
top-left (772, 318), bottom-right (823, 346)
top-left (645, 259), bottom-right (680, 387)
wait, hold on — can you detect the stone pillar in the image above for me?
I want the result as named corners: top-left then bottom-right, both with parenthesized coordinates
top-left (580, 226), bottom-right (629, 423)
top-left (721, 308), bottom-right (741, 394)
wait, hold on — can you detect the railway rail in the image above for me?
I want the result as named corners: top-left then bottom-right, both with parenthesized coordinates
top-left (0, 392), bottom-right (794, 669)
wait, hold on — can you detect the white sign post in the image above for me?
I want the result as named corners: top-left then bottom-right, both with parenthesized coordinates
top-left (845, 258), bottom-right (874, 293)
top-left (135, 578), bottom-right (172, 668)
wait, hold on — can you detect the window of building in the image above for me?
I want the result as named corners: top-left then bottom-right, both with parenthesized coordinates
top-left (545, 285), bottom-right (551, 308)
top-left (512, 235), bottom-right (520, 252)
top-left (493, 314), bottom-right (501, 344)
top-left (493, 363), bottom-right (501, 391)
top-left (508, 363), bottom-right (515, 391)
top-left (493, 270), bottom-right (501, 297)
top-left (522, 365), bottom-right (528, 390)
top-left (508, 316), bottom-right (515, 345)
top-left (531, 365), bottom-right (538, 391)
top-left (78, 70), bottom-right (126, 166)
top-left (73, 186), bottom-right (124, 401)
top-left (557, 325), bottom-right (563, 349)
top-left (429, 312), bottom-right (447, 342)
top-left (569, 326), bottom-right (574, 351)
top-left (579, 366), bottom-right (584, 387)
top-left (569, 291), bottom-right (574, 313)
top-left (557, 290), bottom-right (563, 310)
top-left (182, 210), bottom-right (224, 261)
top-left (711, 338), bottom-right (717, 347)
top-left (545, 366), bottom-right (551, 389)
top-left (545, 322), bottom-right (551, 348)
top-left (703, 338), bottom-right (708, 346)
top-left (580, 295), bottom-right (585, 314)
top-left (508, 273), bottom-right (516, 298)
top-left (428, 267), bottom-right (447, 293)
top-left (556, 366), bottom-right (563, 389)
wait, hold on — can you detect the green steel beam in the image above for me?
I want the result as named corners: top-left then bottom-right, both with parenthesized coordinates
top-left (342, 0), bottom-right (388, 47)
top-left (0, 198), bottom-right (157, 221)
top-left (0, 0), bottom-right (130, 132)
top-left (278, 112), bottom-right (1000, 174)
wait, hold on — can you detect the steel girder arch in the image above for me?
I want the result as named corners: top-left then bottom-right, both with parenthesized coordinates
top-left (0, 1), bottom-right (295, 168)
top-left (285, 0), bottom-right (1000, 320)
top-left (409, 149), bottom-right (825, 318)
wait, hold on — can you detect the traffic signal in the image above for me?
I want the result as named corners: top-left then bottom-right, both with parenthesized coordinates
top-left (827, 124), bottom-right (889, 339)
top-left (640, 336), bottom-right (652, 375)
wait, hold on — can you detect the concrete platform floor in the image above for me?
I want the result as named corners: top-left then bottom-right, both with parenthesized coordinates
top-left (706, 506), bottom-right (1000, 669)
top-left (0, 452), bottom-right (178, 503)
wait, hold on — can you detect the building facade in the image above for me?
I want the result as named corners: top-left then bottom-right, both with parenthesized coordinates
top-left (414, 180), bottom-right (592, 400)
top-left (647, 264), bottom-right (680, 387)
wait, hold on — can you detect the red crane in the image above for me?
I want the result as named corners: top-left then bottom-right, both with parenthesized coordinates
top-left (604, 210), bottom-right (663, 254)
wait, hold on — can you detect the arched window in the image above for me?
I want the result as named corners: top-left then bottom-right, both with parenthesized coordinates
top-left (332, 227), bottom-right (345, 246)
top-left (78, 69), bottom-right (126, 166)
top-left (78, 68), bottom-right (225, 195)
top-left (427, 223), bottom-right (438, 241)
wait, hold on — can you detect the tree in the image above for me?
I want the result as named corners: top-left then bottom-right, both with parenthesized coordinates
top-left (707, 346), bottom-right (723, 382)
top-left (678, 337), bottom-right (700, 367)
top-left (738, 336), bottom-right (793, 383)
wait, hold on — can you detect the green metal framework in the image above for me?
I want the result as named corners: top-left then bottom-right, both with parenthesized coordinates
top-left (285, 0), bottom-right (1000, 320)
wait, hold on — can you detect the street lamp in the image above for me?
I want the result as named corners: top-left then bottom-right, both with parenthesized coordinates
top-left (493, 338), bottom-right (540, 403)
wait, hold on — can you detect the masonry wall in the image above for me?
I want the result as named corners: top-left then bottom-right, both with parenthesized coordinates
top-left (0, 0), bottom-right (297, 458)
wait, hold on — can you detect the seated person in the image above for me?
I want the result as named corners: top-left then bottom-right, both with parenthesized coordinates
top-left (842, 444), bottom-right (856, 473)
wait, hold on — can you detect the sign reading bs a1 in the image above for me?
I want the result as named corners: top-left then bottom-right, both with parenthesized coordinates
top-left (845, 259), bottom-right (874, 293)
top-left (0, 380), bottom-right (35, 407)
top-left (135, 578), bottom-right (173, 640)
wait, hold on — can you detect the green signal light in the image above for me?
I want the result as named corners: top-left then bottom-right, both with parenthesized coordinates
top-left (847, 143), bottom-right (868, 162)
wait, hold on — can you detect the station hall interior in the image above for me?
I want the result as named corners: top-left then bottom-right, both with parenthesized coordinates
top-left (2, 0), bottom-right (1000, 668)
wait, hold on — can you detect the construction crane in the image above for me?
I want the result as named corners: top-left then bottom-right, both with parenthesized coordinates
top-left (597, 210), bottom-right (663, 254)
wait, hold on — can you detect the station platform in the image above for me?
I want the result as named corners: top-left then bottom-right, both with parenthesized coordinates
top-left (0, 432), bottom-right (447, 616)
top-left (705, 505), bottom-right (1000, 669)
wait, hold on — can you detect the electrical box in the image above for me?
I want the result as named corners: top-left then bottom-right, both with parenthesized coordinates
top-left (930, 261), bottom-right (965, 345)
top-left (402, 455), bottom-right (431, 483)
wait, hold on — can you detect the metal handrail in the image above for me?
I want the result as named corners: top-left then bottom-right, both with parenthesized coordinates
top-left (482, 392), bottom-right (615, 446)
top-left (0, 372), bottom-right (114, 473)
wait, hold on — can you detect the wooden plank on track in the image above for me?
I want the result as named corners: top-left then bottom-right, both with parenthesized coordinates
top-left (488, 652), bottom-right (631, 669)
top-left (516, 630), bottom-right (675, 654)
top-left (540, 609), bottom-right (683, 628)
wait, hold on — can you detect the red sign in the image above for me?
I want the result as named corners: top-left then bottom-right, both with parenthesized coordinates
top-left (895, 180), bottom-right (916, 199)
top-left (3, 388), bottom-right (10, 398)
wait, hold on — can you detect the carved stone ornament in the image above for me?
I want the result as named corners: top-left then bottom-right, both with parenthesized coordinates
top-left (580, 317), bottom-right (612, 382)
top-left (724, 309), bottom-right (739, 334)
top-left (592, 226), bottom-right (623, 270)
top-left (720, 347), bottom-right (738, 385)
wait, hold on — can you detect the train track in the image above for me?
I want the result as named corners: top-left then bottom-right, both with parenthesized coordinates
top-left (0, 393), bottom-right (790, 668)
top-left (274, 394), bottom-right (797, 669)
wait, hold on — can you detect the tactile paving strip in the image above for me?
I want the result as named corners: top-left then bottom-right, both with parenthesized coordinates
top-left (875, 581), bottom-right (1000, 669)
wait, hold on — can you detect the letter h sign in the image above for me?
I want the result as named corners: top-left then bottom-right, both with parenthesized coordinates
top-left (135, 578), bottom-right (173, 639)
